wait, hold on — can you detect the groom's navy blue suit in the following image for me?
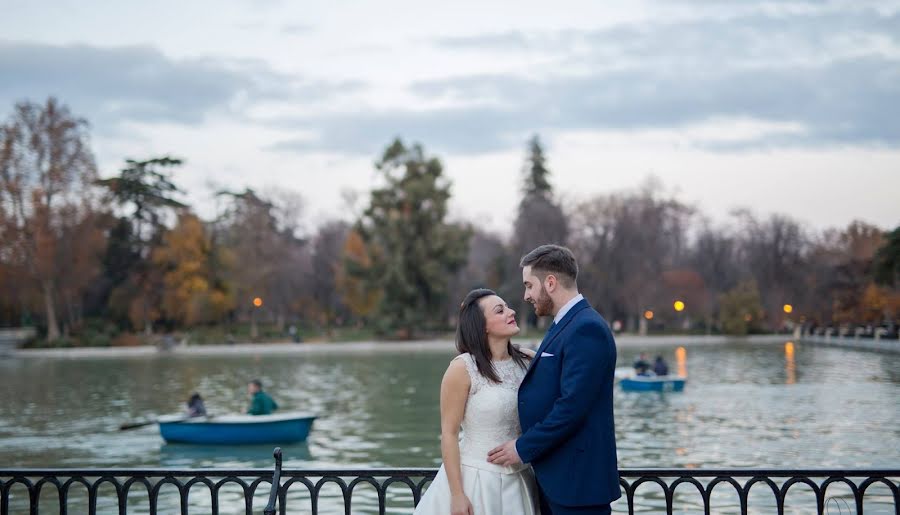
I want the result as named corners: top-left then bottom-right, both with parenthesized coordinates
top-left (516, 298), bottom-right (620, 513)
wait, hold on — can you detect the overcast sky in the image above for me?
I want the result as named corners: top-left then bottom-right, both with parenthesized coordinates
top-left (2, 0), bottom-right (898, 236)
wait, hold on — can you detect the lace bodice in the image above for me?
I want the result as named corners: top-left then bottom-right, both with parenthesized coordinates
top-left (454, 353), bottom-right (528, 473)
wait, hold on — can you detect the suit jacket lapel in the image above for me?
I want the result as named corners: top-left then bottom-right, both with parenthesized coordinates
top-left (523, 299), bottom-right (590, 383)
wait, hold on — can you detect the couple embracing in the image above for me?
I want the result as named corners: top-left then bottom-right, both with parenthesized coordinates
top-left (414, 244), bottom-right (621, 515)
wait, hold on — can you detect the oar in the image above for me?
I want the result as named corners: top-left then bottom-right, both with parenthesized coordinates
top-left (119, 414), bottom-right (210, 430)
top-left (119, 419), bottom-right (159, 430)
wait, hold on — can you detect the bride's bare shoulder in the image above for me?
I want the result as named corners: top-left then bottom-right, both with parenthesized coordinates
top-left (443, 354), bottom-right (471, 387)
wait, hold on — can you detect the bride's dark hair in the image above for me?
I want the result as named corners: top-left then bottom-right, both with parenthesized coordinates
top-left (456, 288), bottom-right (529, 383)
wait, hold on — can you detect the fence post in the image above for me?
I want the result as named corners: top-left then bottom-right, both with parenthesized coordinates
top-left (264, 447), bottom-right (283, 515)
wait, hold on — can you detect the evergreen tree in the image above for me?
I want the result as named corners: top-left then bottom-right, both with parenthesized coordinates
top-left (523, 134), bottom-right (553, 198)
top-left (351, 138), bottom-right (470, 336)
top-left (508, 135), bottom-right (568, 328)
top-left (874, 226), bottom-right (900, 288)
top-left (95, 156), bottom-right (187, 333)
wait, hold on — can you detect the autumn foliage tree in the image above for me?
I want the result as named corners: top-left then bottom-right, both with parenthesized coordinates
top-left (151, 212), bottom-right (234, 327)
top-left (0, 98), bottom-right (101, 340)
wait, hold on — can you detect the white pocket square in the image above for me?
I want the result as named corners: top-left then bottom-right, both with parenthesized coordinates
top-left (540, 352), bottom-right (554, 357)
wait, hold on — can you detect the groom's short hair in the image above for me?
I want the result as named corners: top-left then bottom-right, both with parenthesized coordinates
top-left (520, 244), bottom-right (578, 288)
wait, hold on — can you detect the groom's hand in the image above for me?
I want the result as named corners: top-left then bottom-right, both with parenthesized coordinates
top-left (487, 439), bottom-right (522, 466)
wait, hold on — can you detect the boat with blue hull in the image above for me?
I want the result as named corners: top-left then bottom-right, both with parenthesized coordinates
top-left (158, 412), bottom-right (316, 444)
top-left (619, 375), bottom-right (686, 392)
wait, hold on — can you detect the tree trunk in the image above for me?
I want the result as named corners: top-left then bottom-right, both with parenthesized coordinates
top-left (43, 280), bottom-right (60, 341)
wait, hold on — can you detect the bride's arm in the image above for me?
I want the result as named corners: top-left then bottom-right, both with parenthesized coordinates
top-left (440, 359), bottom-right (472, 513)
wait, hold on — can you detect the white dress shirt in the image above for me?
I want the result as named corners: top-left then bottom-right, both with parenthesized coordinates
top-left (553, 293), bottom-right (584, 325)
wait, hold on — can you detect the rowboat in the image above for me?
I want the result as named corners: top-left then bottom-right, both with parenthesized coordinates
top-left (157, 412), bottom-right (316, 445)
top-left (620, 375), bottom-right (686, 392)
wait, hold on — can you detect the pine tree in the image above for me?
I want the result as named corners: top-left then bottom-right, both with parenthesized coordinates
top-left (523, 134), bottom-right (553, 198)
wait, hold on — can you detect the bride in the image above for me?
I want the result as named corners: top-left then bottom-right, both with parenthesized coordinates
top-left (414, 288), bottom-right (540, 515)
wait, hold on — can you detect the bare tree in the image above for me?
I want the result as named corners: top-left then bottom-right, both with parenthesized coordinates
top-left (571, 181), bottom-right (694, 332)
top-left (0, 98), bottom-right (99, 340)
top-left (732, 210), bottom-right (807, 328)
top-left (310, 221), bottom-right (351, 334)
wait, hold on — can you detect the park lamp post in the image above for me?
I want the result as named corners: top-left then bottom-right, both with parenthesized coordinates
top-left (251, 297), bottom-right (263, 340)
top-left (783, 303), bottom-right (798, 337)
top-left (639, 309), bottom-right (654, 336)
top-left (673, 300), bottom-right (687, 331)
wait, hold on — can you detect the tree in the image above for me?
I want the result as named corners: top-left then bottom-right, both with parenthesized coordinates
top-left (510, 135), bottom-right (568, 327)
top-left (151, 212), bottom-right (234, 327)
top-left (513, 135), bottom-right (567, 254)
top-left (309, 221), bottom-right (351, 333)
top-left (95, 157), bottom-right (186, 244)
top-left (0, 98), bottom-right (100, 340)
top-left (339, 228), bottom-right (382, 321)
top-left (873, 226), bottom-right (900, 288)
top-left (449, 228), bottom-right (509, 323)
top-left (689, 223), bottom-right (740, 332)
top-left (571, 180), bottom-right (694, 332)
top-left (719, 280), bottom-right (764, 336)
top-left (351, 138), bottom-right (470, 336)
top-left (95, 156), bottom-right (188, 333)
top-left (523, 134), bottom-right (553, 197)
top-left (804, 221), bottom-right (884, 326)
top-left (732, 210), bottom-right (807, 329)
top-left (215, 188), bottom-right (309, 339)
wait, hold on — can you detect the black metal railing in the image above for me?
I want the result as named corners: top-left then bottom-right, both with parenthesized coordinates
top-left (2, 448), bottom-right (897, 514)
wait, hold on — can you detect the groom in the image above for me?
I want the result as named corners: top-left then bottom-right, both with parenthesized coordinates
top-left (488, 244), bottom-right (620, 514)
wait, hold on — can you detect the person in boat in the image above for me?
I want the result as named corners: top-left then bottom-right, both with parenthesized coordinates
top-left (185, 392), bottom-right (207, 417)
top-left (653, 355), bottom-right (670, 377)
top-left (247, 379), bottom-right (278, 415)
top-left (633, 352), bottom-right (651, 376)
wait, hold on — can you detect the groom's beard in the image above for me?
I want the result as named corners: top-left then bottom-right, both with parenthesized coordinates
top-left (533, 287), bottom-right (554, 317)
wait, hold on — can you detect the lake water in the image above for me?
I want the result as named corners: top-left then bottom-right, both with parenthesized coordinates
top-left (1, 339), bottom-right (898, 514)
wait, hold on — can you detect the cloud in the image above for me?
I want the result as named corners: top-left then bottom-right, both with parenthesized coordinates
top-left (0, 41), bottom-right (360, 133)
top-left (266, 106), bottom-right (530, 156)
top-left (282, 23), bottom-right (314, 35)
top-left (267, 7), bottom-right (900, 155)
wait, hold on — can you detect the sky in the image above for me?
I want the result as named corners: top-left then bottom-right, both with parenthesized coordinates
top-left (1, 0), bottom-right (898, 237)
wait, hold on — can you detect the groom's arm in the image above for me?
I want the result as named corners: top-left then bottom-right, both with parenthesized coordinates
top-left (515, 321), bottom-right (611, 464)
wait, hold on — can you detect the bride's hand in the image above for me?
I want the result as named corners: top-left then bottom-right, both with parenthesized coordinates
top-left (450, 493), bottom-right (474, 515)
top-left (513, 343), bottom-right (537, 358)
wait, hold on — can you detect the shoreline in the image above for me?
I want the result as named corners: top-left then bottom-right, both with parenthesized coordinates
top-left (7, 334), bottom-right (790, 359)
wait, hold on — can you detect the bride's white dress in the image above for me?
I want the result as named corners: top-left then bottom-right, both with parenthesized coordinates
top-left (413, 353), bottom-right (540, 515)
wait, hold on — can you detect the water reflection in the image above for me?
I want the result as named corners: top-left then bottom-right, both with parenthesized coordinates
top-left (159, 442), bottom-right (313, 467)
top-left (675, 346), bottom-right (687, 377)
top-left (785, 341), bottom-right (796, 385)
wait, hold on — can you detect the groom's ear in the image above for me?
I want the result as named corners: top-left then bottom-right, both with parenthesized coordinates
top-left (544, 274), bottom-right (557, 292)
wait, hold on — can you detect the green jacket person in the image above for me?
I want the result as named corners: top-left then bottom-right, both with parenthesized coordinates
top-left (247, 379), bottom-right (278, 415)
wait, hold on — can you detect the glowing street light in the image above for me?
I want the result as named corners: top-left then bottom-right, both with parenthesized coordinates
top-left (673, 300), bottom-right (685, 312)
top-left (783, 304), bottom-right (794, 314)
top-left (252, 297), bottom-right (263, 308)
top-left (644, 310), bottom-right (654, 320)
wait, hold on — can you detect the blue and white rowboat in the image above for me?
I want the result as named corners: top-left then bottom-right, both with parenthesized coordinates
top-left (620, 375), bottom-right (686, 392)
top-left (158, 412), bottom-right (316, 445)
